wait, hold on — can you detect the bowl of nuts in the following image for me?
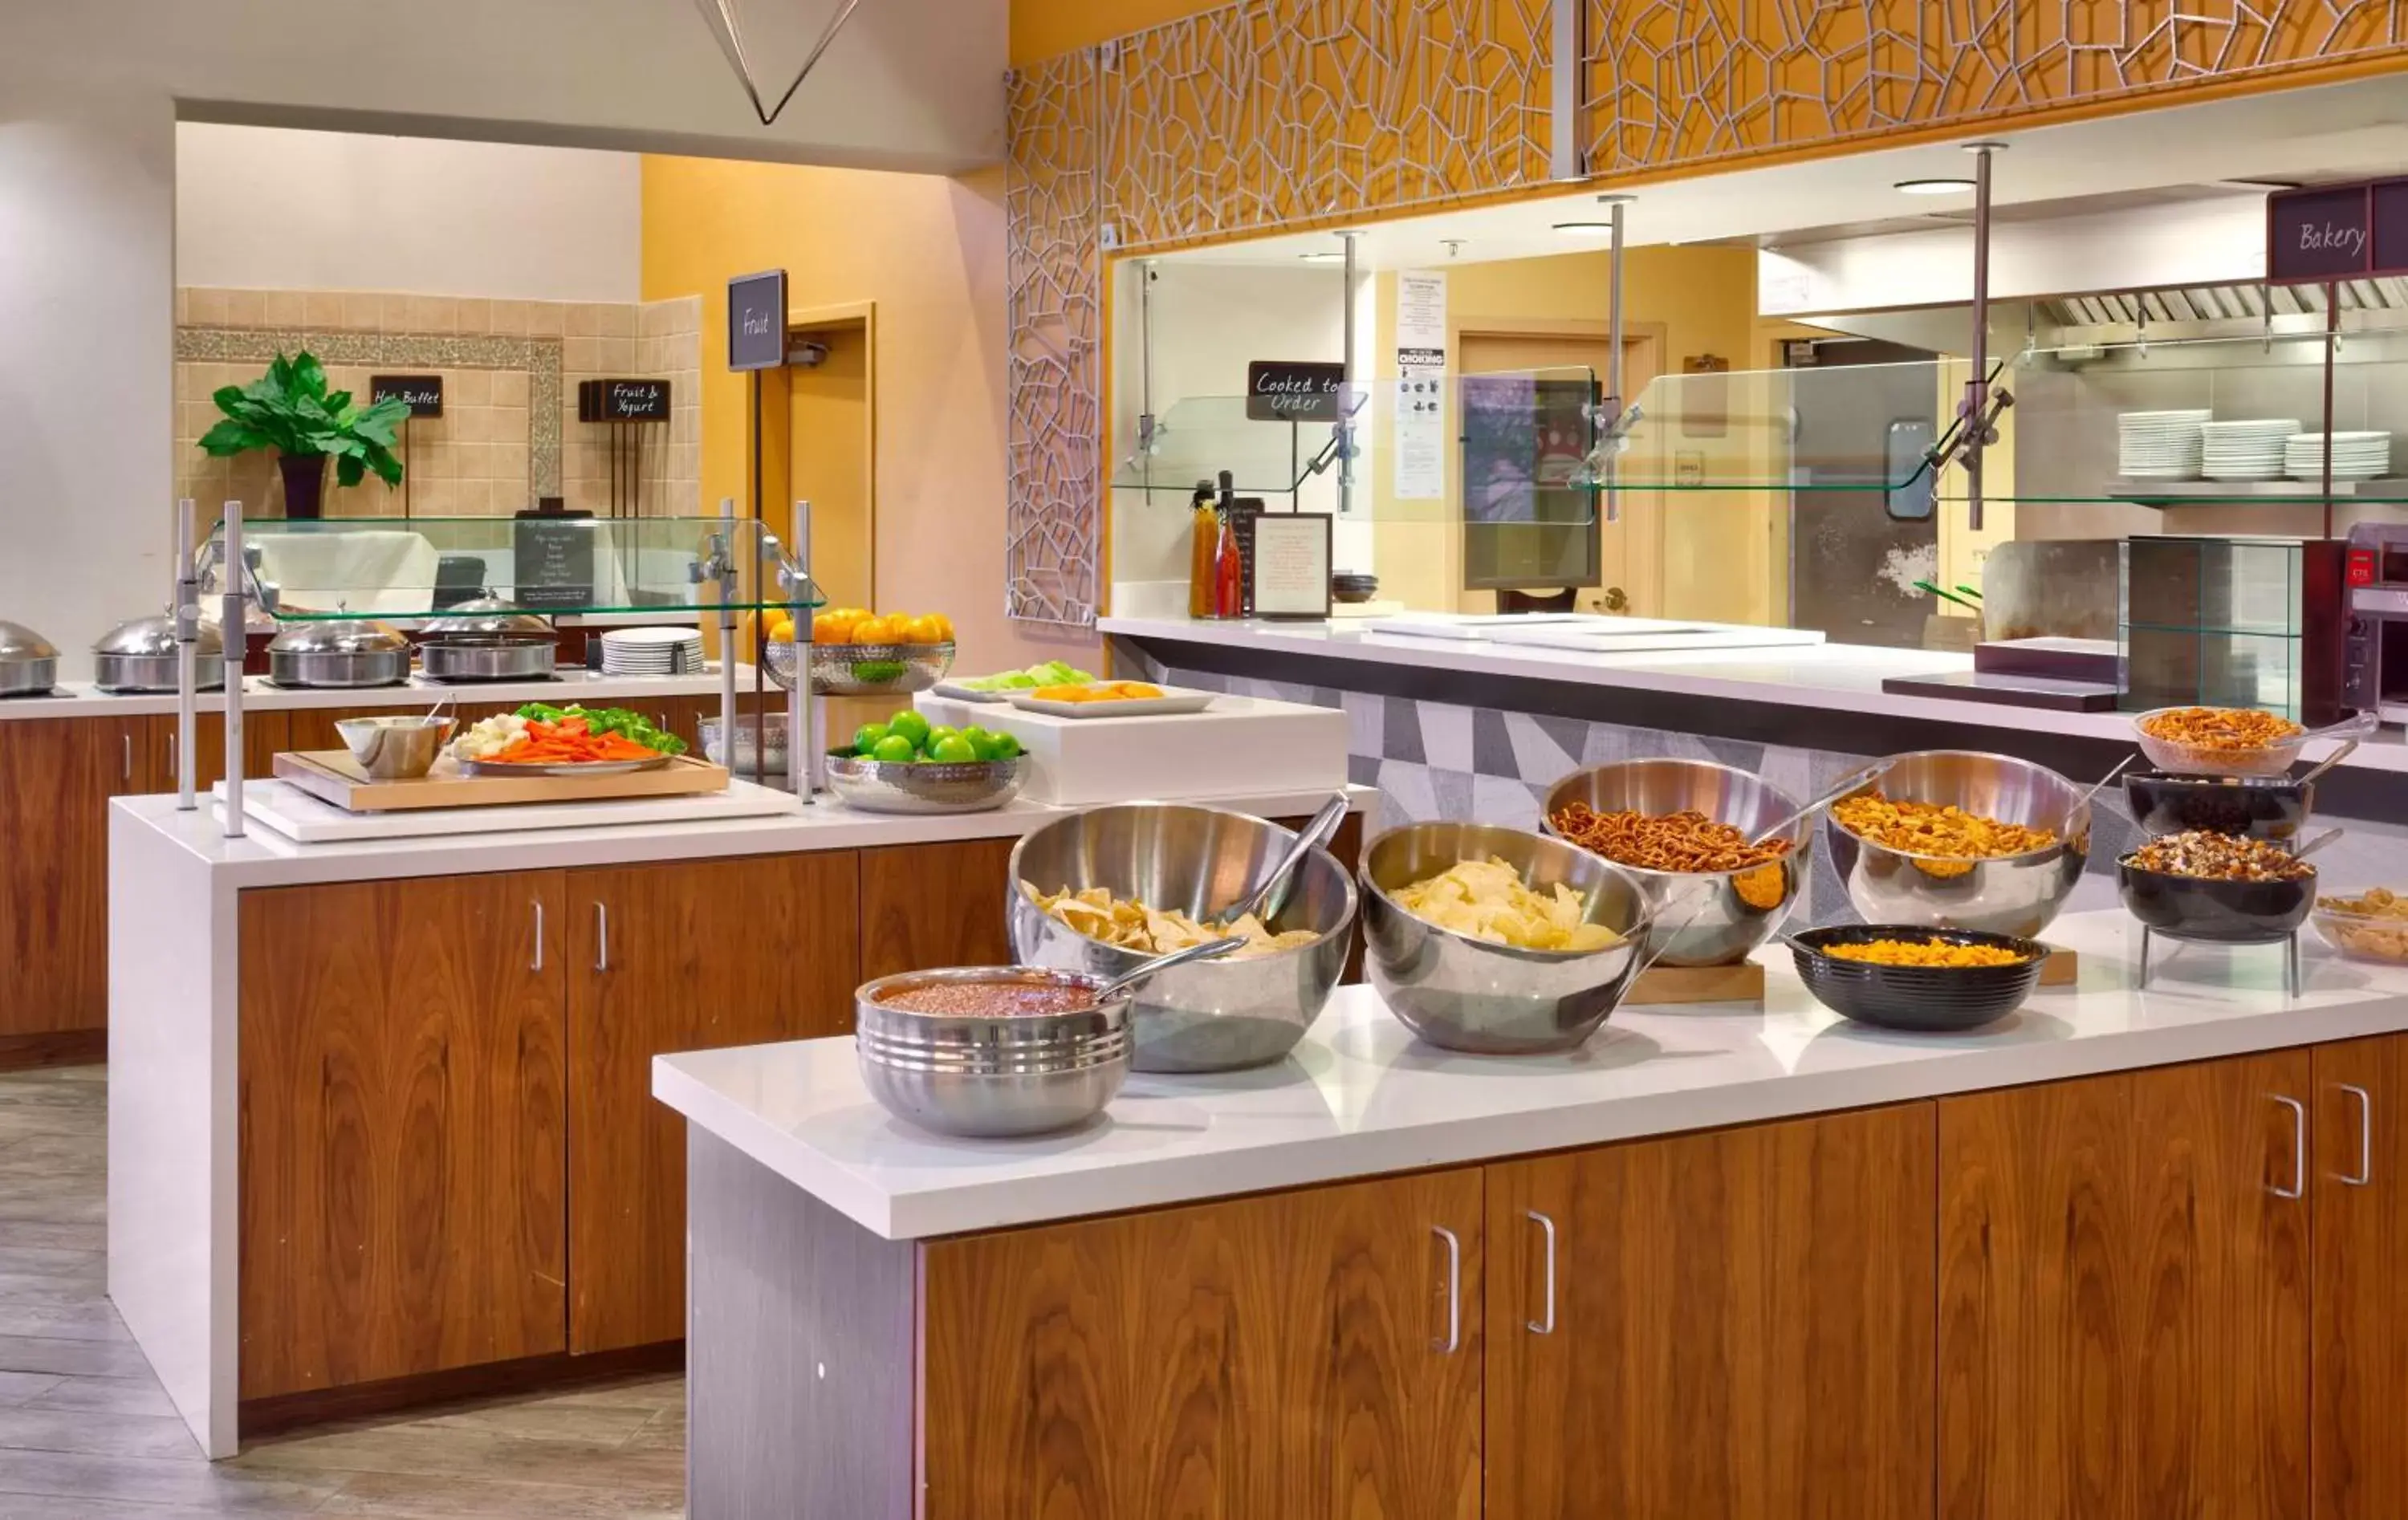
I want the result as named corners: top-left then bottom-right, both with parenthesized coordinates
top-left (2132, 706), bottom-right (2330, 779)
top-left (2117, 830), bottom-right (2317, 945)
top-left (2313, 888), bottom-right (2408, 965)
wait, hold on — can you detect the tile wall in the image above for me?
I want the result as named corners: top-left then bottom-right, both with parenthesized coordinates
top-left (175, 290), bottom-right (701, 522)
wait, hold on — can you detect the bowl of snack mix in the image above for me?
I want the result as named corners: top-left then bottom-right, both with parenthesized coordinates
top-left (2117, 829), bottom-right (2317, 944)
top-left (1825, 751), bottom-right (2092, 938)
top-left (2133, 706), bottom-right (2310, 779)
top-left (1788, 925), bottom-right (2049, 1031)
top-left (2312, 888), bottom-right (2408, 965)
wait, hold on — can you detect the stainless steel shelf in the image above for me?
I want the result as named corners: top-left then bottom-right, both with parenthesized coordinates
top-left (2106, 477), bottom-right (2408, 506)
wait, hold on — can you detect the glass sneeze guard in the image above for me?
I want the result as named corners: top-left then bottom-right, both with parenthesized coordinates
top-left (200, 514), bottom-right (823, 621)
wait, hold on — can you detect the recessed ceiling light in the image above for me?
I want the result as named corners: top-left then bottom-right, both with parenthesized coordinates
top-left (1297, 250), bottom-right (1346, 262)
top-left (1552, 221), bottom-right (1615, 235)
top-left (1895, 177), bottom-right (1978, 195)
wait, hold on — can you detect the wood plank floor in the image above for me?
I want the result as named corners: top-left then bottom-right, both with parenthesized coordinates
top-left (0, 1065), bottom-right (687, 1518)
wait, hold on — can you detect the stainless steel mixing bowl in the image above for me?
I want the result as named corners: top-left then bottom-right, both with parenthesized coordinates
top-left (1540, 758), bottom-right (1809, 966)
top-left (1359, 822), bottom-right (1649, 1055)
top-left (1008, 803), bottom-right (1356, 1072)
top-left (853, 966), bottom-right (1133, 1137)
top-left (1824, 750), bottom-right (2091, 939)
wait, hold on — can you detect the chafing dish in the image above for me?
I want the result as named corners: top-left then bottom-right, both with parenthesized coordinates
top-left (266, 620), bottom-right (410, 689)
top-left (0, 621), bottom-right (59, 697)
top-left (93, 616), bottom-right (225, 693)
top-left (417, 599), bottom-right (557, 683)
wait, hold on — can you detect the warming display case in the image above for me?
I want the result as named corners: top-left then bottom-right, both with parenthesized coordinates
top-left (2119, 534), bottom-right (2347, 724)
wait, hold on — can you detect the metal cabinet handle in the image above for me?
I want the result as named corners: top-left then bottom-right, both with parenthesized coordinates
top-left (1526, 1209), bottom-right (1557, 1335)
top-left (1432, 1225), bottom-right (1461, 1354)
top-left (2272, 1094), bottom-right (2308, 1199)
top-left (594, 902), bottom-right (609, 973)
top-left (531, 900), bottom-right (544, 973)
top-left (122, 732), bottom-right (132, 782)
top-left (2339, 1083), bottom-right (2373, 1187)
top-left (165, 734), bottom-right (177, 777)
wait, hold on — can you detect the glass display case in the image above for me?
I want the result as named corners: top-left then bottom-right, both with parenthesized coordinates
top-left (2119, 535), bottom-right (2349, 722)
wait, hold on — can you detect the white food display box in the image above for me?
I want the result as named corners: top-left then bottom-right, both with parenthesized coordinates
top-left (913, 687), bottom-right (1346, 807)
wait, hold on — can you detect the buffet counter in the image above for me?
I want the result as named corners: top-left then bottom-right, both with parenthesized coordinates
top-left (653, 912), bottom-right (2408, 1516)
top-left (0, 664), bottom-right (759, 719)
top-left (104, 782), bottom-right (1373, 1459)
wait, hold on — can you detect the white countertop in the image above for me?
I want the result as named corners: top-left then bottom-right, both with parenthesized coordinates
top-left (0, 664), bottom-right (762, 719)
top-left (653, 908), bottom-right (2408, 1241)
top-left (111, 782), bottom-right (1375, 889)
top-left (1101, 614), bottom-right (2408, 778)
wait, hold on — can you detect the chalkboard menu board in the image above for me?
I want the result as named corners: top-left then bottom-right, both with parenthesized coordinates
top-left (2268, 185), bottom-right (2373, 282)
top-left (1245, 360), bottom-right (1346, 422)
top-left (727, 270), bottom-right (787, 372)
top-left (577, 378), bottom-right (671, 422)
top-left (512, 512), bottom-right (598, 611)
top-left (370, 375), bottom-right (444, 417)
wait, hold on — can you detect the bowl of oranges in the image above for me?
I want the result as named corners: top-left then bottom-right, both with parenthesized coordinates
top-left (762, 607), bottom-right (956, 696)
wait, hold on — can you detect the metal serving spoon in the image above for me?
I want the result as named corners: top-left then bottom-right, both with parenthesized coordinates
top-left (1216, 791), bottom-right (1350, 928)
top-left (2296, 737), bottom-right (2360, 790)
top-left (1750, 758), bottom-right (1895, 848)
top-left (1094, 936), bottom-right (1248, 1001)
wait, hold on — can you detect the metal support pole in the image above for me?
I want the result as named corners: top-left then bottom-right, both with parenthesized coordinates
top-left (1338, 231), bottom-right (1360, 519)
top-left (1605, 197), bottom-right (1627, 525)
top-left (716, 496), bottom-right (738, 765)
top-left (1137, 262), bottom-right (1156, 489)
top-left (173, 498), bottom-right (197, 811)
top-left (789, 499), bottom-right (814, 802)
top-left (1963, 143), bottom-right (2001, 534)
top-left (220, 501), bottom-right (246, 839)
top-left (2324, 282), bottom-right (2340, 542)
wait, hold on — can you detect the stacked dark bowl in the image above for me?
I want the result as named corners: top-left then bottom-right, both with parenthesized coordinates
top-left (2120, 748), bottom-right (2321, 945)
top-left (1788, 925), bottom-right (2048, 1032)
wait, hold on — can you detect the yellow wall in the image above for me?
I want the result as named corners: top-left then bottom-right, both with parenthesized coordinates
top-left (1010, 0), bottom-right (1222, 67)
top-left (1369, 246), bottom-right (1772, 620)
top-left (641, 155), bottom-right (1096, 671)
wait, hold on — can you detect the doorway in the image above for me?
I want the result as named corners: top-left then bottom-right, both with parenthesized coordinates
top-left (1453, 328), bottom-right (1660, 616)
top-left (750, 301), bottom-right (875, 616)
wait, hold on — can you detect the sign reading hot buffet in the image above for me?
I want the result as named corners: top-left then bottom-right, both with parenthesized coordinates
top-left (727, 269), bottom-right (788, 372)
top-left (576, 378), bottom-right (671, 422)
top-left (2267, 180), bottom-right (2408, 282)
top-left (368, 375), bottom-right (443, 417)
top-left (1244, 360), bottom-right (1348, 422)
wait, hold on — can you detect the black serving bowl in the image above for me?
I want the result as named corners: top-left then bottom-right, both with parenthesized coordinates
top-left (1787, 925), bottom-right (2048, 1032)
top-left (2124, 770), bottom-right (2312, 842)
top-left (2117, 857), bottom-right (2314, 945)
top-left (1330, 571), bottom-right (1380, 604)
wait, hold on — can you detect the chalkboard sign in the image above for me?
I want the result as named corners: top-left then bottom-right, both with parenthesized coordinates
top-left (577, 378), bottom-right (672, 422)
top-left (728, 270), bottom-right (787, 372)
top-left (512, 512), bottom-right (598, 612)
top-left (2268, 185), bottom-right (2372, 282)
top-left (1245, 360), bottom-right (1347, 422)
top-left (370, 375), bottom-right (444, 417)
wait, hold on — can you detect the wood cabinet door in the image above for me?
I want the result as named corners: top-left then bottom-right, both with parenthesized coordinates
top-left (1938, 1055), bottom-right (2312, 1520)
top-left (2313, 1034), bottom-right (2408, 1520)
top-left (143, 709), bottom-right (289, 793)
top-left (859, 837), bottom-right (1017, 981)
top-left (238, 872), bottom-right (567, 1400)
top-left (565, 851), bottom-right (860, 1353)
top-left (1486, 1102), bottom-right (1936, 1520)
top-left (0, 717), bottom-right (124, 1037)
top-left (921, 1167), bottom-right (1485, 1520)
top-left (283, 704), bottom-right (376, 755)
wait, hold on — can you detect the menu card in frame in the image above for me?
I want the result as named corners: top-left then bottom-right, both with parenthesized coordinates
top-left (1249, 512), bottom-right (1333, 620)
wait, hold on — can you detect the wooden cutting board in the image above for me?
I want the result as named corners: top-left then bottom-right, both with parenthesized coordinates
top-left (273, 750), bottom-right (730, 812)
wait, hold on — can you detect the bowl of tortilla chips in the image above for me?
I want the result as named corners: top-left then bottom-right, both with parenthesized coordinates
top-left (1008, 803), bottom-right (1357, 1073)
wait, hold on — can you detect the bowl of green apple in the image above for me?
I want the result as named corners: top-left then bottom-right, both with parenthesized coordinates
top-left (825, 707), bottom-right (1031, 815)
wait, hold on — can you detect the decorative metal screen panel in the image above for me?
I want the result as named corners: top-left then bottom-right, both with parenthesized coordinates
top-left (1006, 49), bottom-right (1104, 628)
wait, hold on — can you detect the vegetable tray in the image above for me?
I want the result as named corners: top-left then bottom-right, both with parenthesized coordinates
top-left (272, 750), bottom-right (728, 812)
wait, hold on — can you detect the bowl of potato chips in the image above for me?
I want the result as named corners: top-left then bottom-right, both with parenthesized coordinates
top-left (1359, 822), bottom-right (1656, 1055)
top-left (1008, 803), bottom-right (1357, 1072)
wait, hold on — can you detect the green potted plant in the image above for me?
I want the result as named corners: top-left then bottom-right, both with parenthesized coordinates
top-left (197, 351), bottom-right (409, 519)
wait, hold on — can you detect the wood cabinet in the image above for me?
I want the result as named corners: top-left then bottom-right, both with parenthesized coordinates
top-left (1938, 1054), bottom-right (2312, 1520)
top-left (238, 872), bottom-right (567, 1400)
top-left (0, 715), bottom-right (144, 1043)
top-left (1487, 1102), bottom-right (1935, 1520)
top-left (565, 852), bottom-right (860, 1354)
top-left (140, 709), bottom-right (290, 792)
top-left (920, 1166), bottom-right (1485, 1520)
top-left (859, 837), bottom-right (1018, 981)
top-left (2313, 1035), bottom-right (2408, 1520)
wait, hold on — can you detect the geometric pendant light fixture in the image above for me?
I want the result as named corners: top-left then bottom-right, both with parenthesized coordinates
top-left (691, 0), bottom-right (871, 127)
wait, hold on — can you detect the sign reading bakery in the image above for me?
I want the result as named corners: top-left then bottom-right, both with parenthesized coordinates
top-left (2264, 181), bottom-right (2408, 282)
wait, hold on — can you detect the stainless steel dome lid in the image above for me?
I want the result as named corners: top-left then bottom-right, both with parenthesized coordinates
top-left (0, 620), bottom-right (59, 663)
top-left (266, 619), bottom-right (409, 654)
top-left (95, 615), bottom-right (224, 657)
top-left (422, 598), bottom-right (553, 637)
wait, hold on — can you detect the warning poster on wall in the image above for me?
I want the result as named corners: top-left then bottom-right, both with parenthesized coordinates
top-left (1393, 270), bottom-right (1446, 501)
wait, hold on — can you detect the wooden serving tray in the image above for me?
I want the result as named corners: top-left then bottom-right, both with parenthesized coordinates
top-left (273, 750), bottom-right (729, 813)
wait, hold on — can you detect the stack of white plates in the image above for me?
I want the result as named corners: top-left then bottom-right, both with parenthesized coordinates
top-left (2199, 418), bottom-right (2301, 481)
top-left (600, 626), bottom-right (704, 676)
top-left (2285, 430), bottom-right (2393, 481)
top-left (2118, 410), bottom-right (2209, 478)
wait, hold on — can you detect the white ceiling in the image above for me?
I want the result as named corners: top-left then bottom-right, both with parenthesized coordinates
top-left (1153, 75), bottom-right (2408, 270)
